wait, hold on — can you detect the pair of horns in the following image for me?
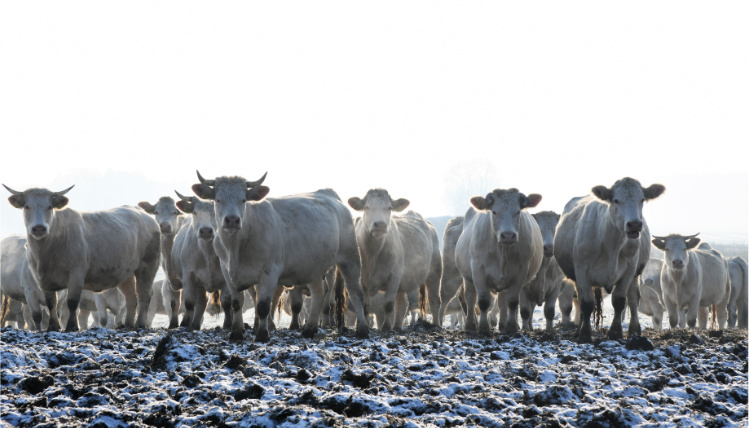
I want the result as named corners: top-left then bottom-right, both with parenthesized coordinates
top-left (196, 170), bottom-right (267, 188)
top-left (3, 184), bottom-right (75, 196)
top-left (652, 233), bottom-right (700, 240)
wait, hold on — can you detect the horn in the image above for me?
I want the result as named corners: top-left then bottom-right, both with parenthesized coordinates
top-left (53, 185), bottom-right (75, 196)
top-left (651, 235), bottom-right (668, 241)
top-left (2, 184), bottom-right (22, 196)
top-left (246, 172), bottom-right (268, 188)
top-left (196, 170), bottom-right (215, 186)
top-left (683, 233), bottom-right (700, 240)
top-left (174, 190), bottom-right (192, 201)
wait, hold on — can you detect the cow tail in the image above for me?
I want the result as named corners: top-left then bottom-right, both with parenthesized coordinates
top-left (594, 287), bottom-right (603, 330)
top-left (209, 291), bottom-right (221, 318)
top-left (0, 295), bottom-right (10, 327)
top-left (335, 267), bottom-right (346, 331)
top-left (418, 282), bottom-right (427, 320)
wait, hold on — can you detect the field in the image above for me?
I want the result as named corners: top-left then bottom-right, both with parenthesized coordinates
top-left (1, 309), bottom-right (747, 427)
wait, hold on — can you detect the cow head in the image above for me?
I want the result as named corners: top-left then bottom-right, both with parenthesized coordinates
top-left (138, 196), bottom-right (182, 235)
top-left (4, 185), bottom-right (74, 240)
top-left (641, 258), bottom-right (663, 287)
top-left (652, 233), bottom-right (700, 271)
top-left (591, 177), bottom-right (665, 240)
top-left (348, 189), bottom-right (409, 238)
top-left (532, 210), bottom-right (560, 257)
top-left (175, 190), bottom-right (218, 241)
top-left (191, 171), bottom-right (268, 233)
top-left (471, 188), bottom-right (542, 246)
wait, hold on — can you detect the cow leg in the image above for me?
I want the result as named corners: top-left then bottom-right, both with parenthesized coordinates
top-left (626, 277), bottom-right (641, 337)
top-left (220, 286), bottom-right (233, 330)
top-left (302, 278), bottom-right (326, 338)
top-left (269, 286), bottom-right (284, 332)
top-left (163, 283), bottom-right (181, 329)
top-left (117, 275), bottom-right (138, 328)
top-left (78, 309), bottom-right (91, 330)
top-left (133, 271), bottom-right (155, 329)
top-left (426, 263), bottom-right (442, 327)
top-left (607, 280), bottom-right (629, 340)
top-left (393, 290), bottom-right (409, 330)
top-left (289, 287), bottom-right (304, 331)
top-left (191, 290), bottom-right (208, 331)
top-left (574, 277), bottom-right (595, 343)
top-left (181, 274), bottom-right (197, 329)
top-left (544, 289), bottom-right (560, 332)
top-left (665, 294), bottom-right (680, 329)
top-left (716, 279), bottom-right (731, 330)
top-left (23, 289), bottom-right (45, 331)
top-left (686, 295), bottom-right (700, 328)
top-left (63, 276), bottom-right (86, 332)
top-left (519, 287), bottom-right (533, 332)
top-left (697, 306), bottom-right (708, 329)
top-left (254, 280), bottom-right (276, 343)
top-left (504, 290), bottom-right (521, 334)
top-left (463, 279), bottom-right (479, 331)
top-left (94, 293), bottom-right (109, 328)
top-left (438, 278), bottom-right (462, 329)
top-left (44, 291), bottom-right (61, 332)
top-left (228, 286), bottom-right (246, 342)
top-left (473, 277), bottom-right (493, 335)
top-left (335, 252), bottom-right (370, 338)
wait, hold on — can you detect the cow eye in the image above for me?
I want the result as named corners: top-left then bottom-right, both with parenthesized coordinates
top-left (216, 199), bottom-right (222, 204)
top-left (154, 211), bottom-right (159, 215)
top-left (24, 205), bottom-right (29, 210)
top-left (46, 205), bottom-right (53, 211)
top-left (614, 199), bottom-right (621, 205)
top-left (242, 199), bottom-right (246, 204)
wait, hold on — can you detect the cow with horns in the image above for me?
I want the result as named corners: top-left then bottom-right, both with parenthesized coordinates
top-left (191, 171), bottom-right (369, 342)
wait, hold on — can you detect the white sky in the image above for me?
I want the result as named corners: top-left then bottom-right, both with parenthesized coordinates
top-left (1, 1), bottom-right (747, 242)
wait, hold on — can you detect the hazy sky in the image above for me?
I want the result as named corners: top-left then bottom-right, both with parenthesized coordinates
top-left (1, 2), bottom-right (747, 242)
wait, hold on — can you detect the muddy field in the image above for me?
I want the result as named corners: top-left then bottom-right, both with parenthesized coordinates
top-left (1, 321), bottom-right (747, 427)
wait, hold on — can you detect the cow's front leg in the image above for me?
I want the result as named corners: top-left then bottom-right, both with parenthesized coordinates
top-left (44, 291), bottom-right (61, 332)
top-left (220, 284), bottom-right (233, 330)
top-left (380, 275), bottom-right (401, 332)
top-left (574, 275), bottom-right (595, 344)
top-left (502, 287), bottom-right (522, 334)
top-left (118, 275), bottom-right (138, 328)
top-left (393, 290), bottom-right (409, 330)
top-left (302, 279), bottom-right (325, 338)
top-left (463, 279), bottom-right (478, 331)
top-left (472, 277), bottom-right (493, 335)
top-left (626, 277), bottom-right (641, 337)
top-left (254, 276), bottom-right (278, 343)
top-left (63, 273), bottom-right (86, 332)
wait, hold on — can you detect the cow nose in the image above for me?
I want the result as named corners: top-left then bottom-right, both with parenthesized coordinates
top-left (199, 227), bottom-right (214, 239)
top-left (543, 244), bottom-right (554, 257)
top-left (223, 216), bottom-right (241, 229)
top-left (499, 232), bottom-right (517, 244)
top-left (626, 220), bottom-right (643, 232)
top-left (31, 225), bottom-right (47, 237)
top-left (160, 223), bottom-right (172, 234)
top-left (644, 278), bottom-right (654, 286)
top-left (672, 259), bottom-right (685, 269)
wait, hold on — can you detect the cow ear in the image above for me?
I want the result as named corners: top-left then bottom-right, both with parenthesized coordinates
top-left (592, 185), bottom-right (612, 202)
top-left (348, 197), bottom-right (365, 211)
top-left (138, 201), bottom-right (156, 214)
top-left (652, 238), bottom-right (666, 251)
top-left (392, 198), bottom-right (410, 212)
top-left (51, 196), bottom-right (69, 209)
top-left (246, 185), bottom-right (269, 202)
top-left (470, 196), bottom-right (488, 211)
top-left (175, 200), bottom-right (194, 214)
top-left (686, 237), bottom-right (701, 250)
top-left (192, 183), bottom-right (215, 200)
top-left (643, 184), bottom-right (665, 200)
top-left (8, 195), bottom-right (25, 209)
top-left (523, 194), bottom-right (542, 209)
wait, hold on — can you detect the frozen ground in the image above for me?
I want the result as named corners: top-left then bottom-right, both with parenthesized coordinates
top-left (1, 304), bottom-right (747, 428)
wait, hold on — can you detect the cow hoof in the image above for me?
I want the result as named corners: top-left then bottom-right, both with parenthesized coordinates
top-left (255, 330), bottom-right (271, 343)
top-left (628, 325), bottom-right (642, 338)
top-left (64, 327), bottom-right (79, 333)
top-left (607, 327), bottom-right (623, 340)
top-left (478, 328), bottom-right (492, 336)
top-left (229, 331), bottom-right (244, 342)
top-left (168, 321), bottom-right (179, 329)
top-left (355, 325), bottom-right (370, 339)
top-left (301, 327), bottom-right (316, 339)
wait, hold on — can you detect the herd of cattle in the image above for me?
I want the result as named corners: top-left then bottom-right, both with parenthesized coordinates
top-left (1, 174), bottom-right (747, 344)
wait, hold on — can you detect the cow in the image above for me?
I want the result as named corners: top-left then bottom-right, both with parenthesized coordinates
top-left (554, 177), bottom-right (664, 342)
top-left (191, 171), bottom-right (369, 342)
top-left (1, 235), bottom-right (50, 330)
top-left (436, 216), bottom-right (464, 327)
top-left (348, 189), bottom-right (442, 331)
top-left (652, 234), bottom-right (731, 329)
top-left (171, 191), bottom-right (233, 331)
top-left (138, 197), bottom-right (188, 328)
top-left (3, 184), bottom-right (161, 331)
top-left (455, 188), bottom-right (544, 334)
top-left (638, 258), bottom-right (665, 330)
top-left (727, 256), bottom-right (748, 329)
top-left (519, 211), bottom-right (565, 331)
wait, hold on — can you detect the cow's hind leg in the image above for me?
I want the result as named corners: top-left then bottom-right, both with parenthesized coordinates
top-left (118, 275), bottom-right (138, 328)
top-left (302, 279), bottom-right (326, 338)
top-left (463, 279), bottom-right (479, 332)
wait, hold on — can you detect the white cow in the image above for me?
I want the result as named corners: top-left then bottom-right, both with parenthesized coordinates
top-left (348, 189), bottom-right (442, 331)
top-left (554, 178), bottom-right (664, 342)
top-left (727, 256), bottom-right (748, 329)
top-left (191, 171), bottom-right (369, 342)
top-left (138, 197), bottom-right (188, 329)
top-left (557, 278), bottom-right (578, 324)
top-left (519, 211), bottom-right (564, 331)
top-left (653, 234), bottom-right (730, 329)
top-left (1, 235), bottom-right (50, 330)
top-left (172, 192), bottom-right (233, 330)
top-left (638, 258), bottom-right (665, 330)
top-left (455, 188), bottom-right (544, 334)
top-left (4, 185), bottom-right (161, 331)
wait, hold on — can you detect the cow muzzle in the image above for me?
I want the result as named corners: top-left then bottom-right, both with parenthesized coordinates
top-left (199, 227), bottom-right (214, 240)
top-left (369, 221), bottom-right (388, 238)
top-left (644, 278), bottom-right (654, 286)
top-left (498, 231), bottom-right (518, 246)
top-left (671, 259), bottom-right (685, 270)
top-left (222, 215), bottom-right (241, 232)
top-left (625, 220), bottom-right (642, 239)
top-left (30, 224), bottom-right (48, 239)
top-left (543, 244), bottom-right (554, 258)
top-left (159, 223), bottom-right (172, 234)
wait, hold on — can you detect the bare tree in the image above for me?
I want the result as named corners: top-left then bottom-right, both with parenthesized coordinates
top-left (444, 160), bottom-right (500, 215)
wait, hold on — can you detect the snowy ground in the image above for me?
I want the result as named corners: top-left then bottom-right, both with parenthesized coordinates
top-left (1, 307), bottom-right (747, 427)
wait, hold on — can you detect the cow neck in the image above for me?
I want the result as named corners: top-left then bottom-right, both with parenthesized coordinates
top-left (160, 232), bottom-right (177, 279)
top-left (25, 209), bottom-right (81, 283)
top-left (360, 222), bottom-right (395, 278)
